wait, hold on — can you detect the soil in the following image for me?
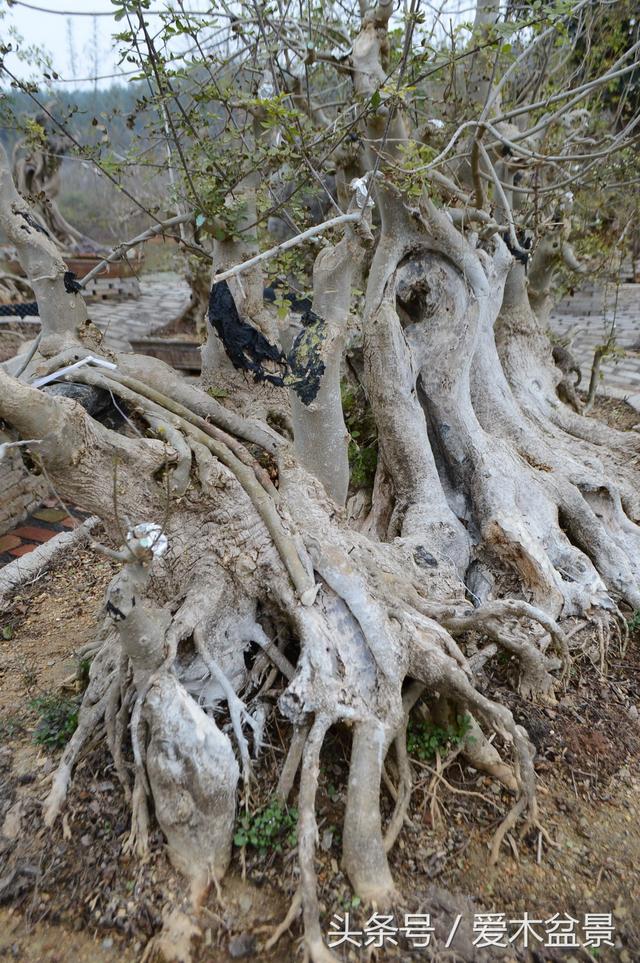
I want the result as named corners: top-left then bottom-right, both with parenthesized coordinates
top-left (583, 394), bottom-right (639, 432)
top-left (1, 406), bottom-right (640, 962)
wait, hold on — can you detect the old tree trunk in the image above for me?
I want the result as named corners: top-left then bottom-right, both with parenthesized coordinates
top-left (1, 5), bottom-right (639, 960)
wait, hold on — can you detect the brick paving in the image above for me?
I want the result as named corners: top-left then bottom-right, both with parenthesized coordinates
top-left (0, 271), bottom-right (191, 354)
top-left (549, 283), bottom-right (640, 409)
top-left (0, 501), bottom-right (90, 566)
top-left (90, 270), bottom-right (191, 351)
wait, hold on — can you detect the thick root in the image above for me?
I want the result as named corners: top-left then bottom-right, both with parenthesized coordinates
top-left (343, 723), bottom-right (397, 903)
top-left (144, 673), bottom-right (239, 902)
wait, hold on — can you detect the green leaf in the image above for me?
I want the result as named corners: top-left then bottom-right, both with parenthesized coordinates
top-left (371, 90), bottom-right (381, 109)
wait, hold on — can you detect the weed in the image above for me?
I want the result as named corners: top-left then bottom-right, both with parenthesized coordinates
top-left (327, 783), bottom-right (340, 803)
top-left (77, 656), bottom-right (92, 690)
top-left (627, 611), bottom-right (640, 635)
top-left (30, 694), bottom-right (79, 750)
top-left (341, 381), bottom-right (378, 491)
top-left (207, 386), bottom-right (229, 399)
top-left (407, 714), bottom-right (471, 761)
top-left (233, 800), bottom-right (298, 854)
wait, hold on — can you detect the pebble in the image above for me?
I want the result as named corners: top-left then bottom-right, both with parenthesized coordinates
top-left (228, 932), bottom-right (256, 958)
top-left (321, 828), bottom-right (334, 851)
top-left (101, 937), bottom-right (114, 950)
top-left (238, 891), bottom-right (253, 913)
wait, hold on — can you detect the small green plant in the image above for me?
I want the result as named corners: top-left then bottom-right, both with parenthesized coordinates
top-left (627, 611), bottom-right (640, 634)
top-left (233, 800), bottom-right (298, 854)
top-left (30, 694), bottom-right (80, 750)
top-left (77, 656), bottom-right (92, 690)
top-left (341, 381), bottom-right (378, 491)
top-left (407, 714), bottom-right (471, 761)
top-left (207, 385), bottom-right (229, 399)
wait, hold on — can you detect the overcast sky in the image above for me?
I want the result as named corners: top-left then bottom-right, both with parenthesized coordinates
top-left (0, 0), bottom-right (212, 88)
top-left (0, 0), bottom-right (472, 89)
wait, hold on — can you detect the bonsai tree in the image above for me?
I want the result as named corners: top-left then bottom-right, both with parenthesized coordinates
top-left (1, 0), bottom-right (639, 958)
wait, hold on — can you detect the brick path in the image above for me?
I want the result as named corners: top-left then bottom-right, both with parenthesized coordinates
top-left (549, 283), bottom-right (640, 409)
top-left (0, 501), bottom-right (90, 565)
top-left (90, 270), bottom-right (191, 351)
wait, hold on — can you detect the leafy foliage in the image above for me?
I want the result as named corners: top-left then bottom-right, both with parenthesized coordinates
top-left (233, 801), bottom-right (298, 854)
top-left (342, 381), bottom-right (378, 491)
top-left (77, 656), bottom-right (92, 691)
top-left (30, 694), bottom-right (80, 750)
top-left (627, 611), bottom-right (640, 635)
top-left (407, 713), bottom-right (471, 761)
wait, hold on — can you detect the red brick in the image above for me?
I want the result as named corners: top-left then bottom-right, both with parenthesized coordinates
top-left (11, 525), bottom-right (56, 543)
top-left (9, 544), bottom-right (36, 557)
top-left (0, 534), bottom-right (21, 552)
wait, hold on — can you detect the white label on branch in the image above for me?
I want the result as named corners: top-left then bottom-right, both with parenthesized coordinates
top-left (126, 522), bottom-right (169, 558)
top-left (30, 355), bottom-right (118, 389)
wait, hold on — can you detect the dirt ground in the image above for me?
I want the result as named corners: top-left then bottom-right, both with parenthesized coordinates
top-left (1, 420), bottom-right (640, 961)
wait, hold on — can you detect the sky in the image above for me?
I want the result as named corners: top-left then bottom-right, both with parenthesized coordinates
top-left (0, 0), bottom-right (473, 89)
top-left (0, 0), bottom-right (213, 88)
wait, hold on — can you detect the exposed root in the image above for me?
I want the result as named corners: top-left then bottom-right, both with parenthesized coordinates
top-left (409, 595), bottom-right (570, 696)
top-left (104, 652), bottom-right (133, 800)
top-left (193, 625), bottom-right (259, 785)
top-left (383, 725), bottom-right (414, 852)
top-left (384, 681), bottom-right (423, 851)
top-left (428, 697), bottom-right (518, 791)
top-left (264, 886), bottom-right (303, 951)
top-left (275, 724), bottom-right (310, 804)
top-left (125, 771), bottom-right (151, 859)
top-left (343, 722), bottom-right (398, 903)
top-left (43, 683), bottom-right (113, 827)
top-left (144, 672), bottom-right (239, 901)
top-left (140, 908), bottom-right (200, 963)
top-left (489, 795), bottom-right (528, 865)
top-left (457, 714), bottom-right (517, 791)
top-left (298, 715), bottom-right (339, 963)
top-left (143, 412), bottom-right (193, 497)
top-left (5, 325), bottom-right (633, 963)
top-left (74, 366), bottom-right (316, 604)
